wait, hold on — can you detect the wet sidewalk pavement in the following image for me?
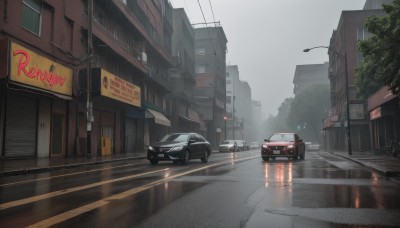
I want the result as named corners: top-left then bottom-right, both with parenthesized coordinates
top-left (1, 150), bottom-right (400, 178)
top-left (330, 151), bottom-right (400, 178)
top-left (0, 152), bottom-right (147, 177)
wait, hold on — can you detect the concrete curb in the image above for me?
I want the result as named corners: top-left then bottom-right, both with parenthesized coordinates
top-left (329, 151), bottom-right (398, 177)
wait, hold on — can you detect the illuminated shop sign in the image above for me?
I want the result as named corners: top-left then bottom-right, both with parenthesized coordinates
top-left (370, 107), bottom-right (382, 120)
top-left (100, 69), bottom-right (141, 107)
top-left (9, 42), bottom-right (73, 96)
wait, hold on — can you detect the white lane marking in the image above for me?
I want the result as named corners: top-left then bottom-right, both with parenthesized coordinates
top-left (28, 155), bottom-right (259, 227)
top-left (0, 161), bottom-right (148, 187)
top-left (0, 168), bottom-right (168, 210)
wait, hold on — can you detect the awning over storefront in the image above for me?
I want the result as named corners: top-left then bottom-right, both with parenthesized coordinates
top-left (368, 86), bottom-right (398, 111)
top-left (145, 109), bottom-right (171, 127)
top-left (322, 115), bottom-right (340, 129)
top-left (9, 81), bottom-right (73, 100)
top-left (178, 115), bottom-right (199, 124)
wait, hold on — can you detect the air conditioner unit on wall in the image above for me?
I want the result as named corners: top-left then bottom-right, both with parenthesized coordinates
top-left (141, 52), bottom-right (147, 64)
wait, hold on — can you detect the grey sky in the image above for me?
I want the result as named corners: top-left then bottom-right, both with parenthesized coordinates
top-left (170, 0), bottom-right (366, 116)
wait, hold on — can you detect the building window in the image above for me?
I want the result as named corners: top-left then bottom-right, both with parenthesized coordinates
top-left (226, 80), bottom-right (231, 84)
top-left (21, 0), bottom-right (42, 35)
top-left (95, 10), bottom-right (106, 27)
top-left (357, 26), bottom-right (372, 41)
top-left (226, 72), bottom-right (230, 77)
top-left (196, 48), bottom-right (205, 56)
top-left (196, 64), bottom-right (206, 73)
top-left (226, 96), bottom-right (232, 104)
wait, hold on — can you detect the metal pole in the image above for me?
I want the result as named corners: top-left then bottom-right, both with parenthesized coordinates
top-left (233, 96), bottom-right (235, 140)
top-left (344, 53), bottom-right (352, 155)
top-left (86, 0), bottom-right (93, 158)
top-left (224, 117), bottom-right (227, 140)
top-left (242, 117), bottom-right (244, 140)
top-left (213, 90), bottom-right (216, 147)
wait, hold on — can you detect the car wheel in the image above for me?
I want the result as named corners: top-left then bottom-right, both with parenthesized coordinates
top-left (262, 156), bottom-right (269, 161)
top-left (182, 150), bottom-right (190, 165)
top-left (150, 159), bottom-right (158, 165)
top-left (201, 149), bottom-right (209, 163)
top-left (293, 150), bottom-right (299, 160)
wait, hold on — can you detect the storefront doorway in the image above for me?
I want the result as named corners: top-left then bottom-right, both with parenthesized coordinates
top-left (51, 113), bottom-right (65, 157)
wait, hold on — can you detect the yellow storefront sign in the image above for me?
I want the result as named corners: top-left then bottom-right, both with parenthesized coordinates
top-left (100, 69), bottom-right (141, 107)
top-left (9, 42), bottom-right (73, 96)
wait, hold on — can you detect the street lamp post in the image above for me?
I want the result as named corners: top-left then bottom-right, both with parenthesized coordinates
top-left (232, 95), bottom-right (235, 140)
top-left (224, 115), bottom-right (227, 140)
top-left (303, 46), bottom-right (352, 155)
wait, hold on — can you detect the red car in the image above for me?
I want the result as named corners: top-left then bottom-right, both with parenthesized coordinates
top-left (261, 133), bottom-right (305, 161)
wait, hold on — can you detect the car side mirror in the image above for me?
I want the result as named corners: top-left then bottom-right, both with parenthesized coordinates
top-left (264, 139), bottom-right (269, 142)
top-left (189, 139), bottom-right (196, 144)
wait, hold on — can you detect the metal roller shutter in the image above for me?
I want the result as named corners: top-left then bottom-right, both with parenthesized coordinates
top-left (4, 94), bottom-right (37, 158)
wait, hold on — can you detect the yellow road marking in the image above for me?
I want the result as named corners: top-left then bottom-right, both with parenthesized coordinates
top-left (0, 168), bottom-right (168, 210)
top-left (28, 155), bottom-right (259, 228)
top-left (0, 161), bottom-right (148, 187)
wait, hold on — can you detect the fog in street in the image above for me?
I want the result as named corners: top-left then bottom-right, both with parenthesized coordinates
top-left (170, 0), bottom-right (365, 116)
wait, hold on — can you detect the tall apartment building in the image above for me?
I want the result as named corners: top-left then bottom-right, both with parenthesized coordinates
top-left (225, 65), bottom-right (239, 140)
top-left (324, 9), bottom-right (386, 152)
top-left (194, 24), bottom-right (227, 147)
top-left (363, 0), bottom-right (394, 9)
top-left (0, 0), bottom-right (173, 159)
top-left (293, 63), bottom-right (329, 96)
top-left (225, 65), bottom-right (253, 141)
top-left (170, 8), bottom-right (204, 134)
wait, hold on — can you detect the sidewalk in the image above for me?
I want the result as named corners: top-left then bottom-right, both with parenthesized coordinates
top-left (1, 151), bottom-right (400, 178)
top-left (329, 151), bottom-right (400, 177)
top-left (0, 152), bottom-right (147, 177)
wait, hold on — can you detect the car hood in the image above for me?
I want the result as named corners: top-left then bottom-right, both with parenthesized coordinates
top-left (265, 141), bottom-right (293, 146)
top-left (219, 143), bottom-right (235, 147)
top-left (151, 141), bottom-right (187, 147)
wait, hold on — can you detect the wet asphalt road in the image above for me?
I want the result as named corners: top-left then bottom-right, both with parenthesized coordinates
top-left (0, 150), bottom-right (400, 227)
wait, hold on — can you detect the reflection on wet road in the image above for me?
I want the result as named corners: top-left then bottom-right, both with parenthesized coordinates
top-left (0, 151), bottom-right (399, 227)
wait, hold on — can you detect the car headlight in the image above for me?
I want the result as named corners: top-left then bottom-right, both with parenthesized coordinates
top-left (169, 146), bottom-right (183, 152)
top-left (148, 146), bottom-right (154, 151)
top-left (262, 144), bottom-right (268, 148)
top-left (287, 145), bottom-right (294, 149)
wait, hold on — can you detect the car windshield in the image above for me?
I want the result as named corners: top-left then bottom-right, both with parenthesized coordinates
top-left (236, 140), bottom-right (244, 145)
top-left (269, 134), bottom-right (295, 142)
top-left (159, 134), bottom-right (189, 142)
top-left (222, 140), bottom-right (235, 144)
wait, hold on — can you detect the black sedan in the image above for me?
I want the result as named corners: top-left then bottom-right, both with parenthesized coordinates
top-left (147, 133), bottom-right (212, 165)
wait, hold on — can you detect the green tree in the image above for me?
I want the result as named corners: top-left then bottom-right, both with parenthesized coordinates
top-left (356, 0), bottom-right (400, 97)
top-left (287, 84), bottom-right (330, 143)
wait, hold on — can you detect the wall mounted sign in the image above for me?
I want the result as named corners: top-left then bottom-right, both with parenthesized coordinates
top-left (10, 42), bottom-right (73, 96)
top-left (100, 69), bottom-right (141, 107)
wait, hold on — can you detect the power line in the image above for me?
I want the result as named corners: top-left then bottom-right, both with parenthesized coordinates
top-left (208, 0), bottom-right (216, 26)
top-left (196, 0), bottom-right (217, 56)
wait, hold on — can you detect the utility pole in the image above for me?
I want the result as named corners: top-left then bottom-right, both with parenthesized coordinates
top-left (86, 0), bottom-right (93, 158)
top-left (232, 96), bottom-right (235, 140)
